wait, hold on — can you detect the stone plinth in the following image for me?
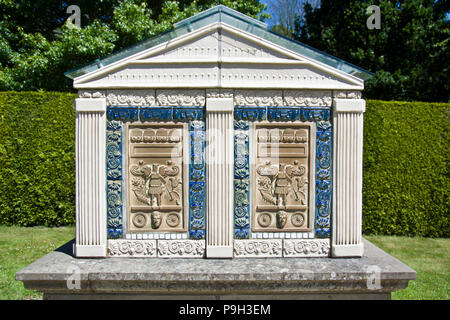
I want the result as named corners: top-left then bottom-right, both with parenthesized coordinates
top-left (15, 238), bottom-right (415, 300)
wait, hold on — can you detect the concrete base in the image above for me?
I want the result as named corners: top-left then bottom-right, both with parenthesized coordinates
top-left (16, 238), bottom-right (415, 300)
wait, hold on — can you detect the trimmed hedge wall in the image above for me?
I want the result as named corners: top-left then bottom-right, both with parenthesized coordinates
top-left (0, 92), bottom-right (76, 226)
top-left (363, 100), bottom-right (449, 237)
top-left (0, 92), bottom-right (448, 236)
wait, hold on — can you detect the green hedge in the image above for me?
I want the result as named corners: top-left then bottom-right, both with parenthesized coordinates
top-left (363, 100), bottom-right (449, 237)
top-left (0, 92), bottom-right (76, 226)
top-left (0, 92), bottom-right (448, 236)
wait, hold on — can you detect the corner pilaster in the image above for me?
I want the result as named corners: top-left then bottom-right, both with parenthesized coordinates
top-left (332, 98), bottom-right (365, 257)
top-left (74, 98), bottom-right (107, 257)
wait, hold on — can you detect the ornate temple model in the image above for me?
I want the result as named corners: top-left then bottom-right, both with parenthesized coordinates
top-left (68, 6), bottom-right (371, 259)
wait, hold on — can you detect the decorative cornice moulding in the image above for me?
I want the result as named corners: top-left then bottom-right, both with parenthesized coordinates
top-left (284, 90), bottom-right (332, 107)
top-left (78, 90), bottom-right (106, 99)
top-left (107, 89), bottom-right (156, 106)
top-left (332, 90), bottom-right (362, 99)
top-left (156, 89), bottom-right (206, 106)
top-left (85, 89), bottom-right (355, 108)
top-left (234, 89), bottom-right (283, 107)
top-left (206, 89), bottom-right (233, 99)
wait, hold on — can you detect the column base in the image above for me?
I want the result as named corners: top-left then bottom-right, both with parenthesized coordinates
top-left (331, 243), bottom-right (364, 258)
top-left (206, 245), bottom-right (233, 258)
top-left (74, 244), bottom-right (106, 258)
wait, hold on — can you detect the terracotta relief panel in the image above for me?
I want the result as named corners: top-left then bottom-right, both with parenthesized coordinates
top-left (252, 122), bottom-right (315, 232)
top-left (127, 123), bottom-right (187, 233)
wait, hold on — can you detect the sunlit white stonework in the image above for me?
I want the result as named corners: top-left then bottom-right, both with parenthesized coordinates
top-left (72, 5), bottom-right (367, 259)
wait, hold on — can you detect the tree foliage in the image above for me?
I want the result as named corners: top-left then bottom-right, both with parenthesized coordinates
top-left (265, 0), bottom-right (320, 38)
top-left (0, 0), bottom-right (267, 91)
top-left (295, 0), bottom-right (449, 102)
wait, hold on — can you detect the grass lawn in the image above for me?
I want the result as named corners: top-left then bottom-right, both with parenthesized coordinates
top-left (0, 226), bottom-right (448, 300)
top-left (0, 225), bottom-right (75, 300)
top-left (365, 235), bottom-right (449, 300)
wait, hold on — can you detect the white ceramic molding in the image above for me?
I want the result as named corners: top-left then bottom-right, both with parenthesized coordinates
top-left (206, 89), bottom-right (234, 99)
top-left (233, 240), bottom-right (283, 258)
top-left (284, 90), bottom-right (332, 107)
top-left (74, 98), bottom-right (107, 258)
top-left (73, 23), bottom-right (363, 90)
top-left (157, 240), bottom-right (205, 258)
top-left (156, 89), bottom-right (206, 106)
top-left (106, 89), bottom-right (156, 106)
top-left (332, 90), bottom-right (362, 99)
top-left (234, 89), bottom-right (283, 106)
top-left (80, 89), bottom-right (355, 108)
top-left (106, 238), bottom-right (329, 258)
top-left (332, 98), bottom-right (365, 257)
top-left (205, 97), bottom-right (234, 258)
top-left (107, 240), bottom-right (157, 257)
top-left (283, 239), bottom-right (330, 257)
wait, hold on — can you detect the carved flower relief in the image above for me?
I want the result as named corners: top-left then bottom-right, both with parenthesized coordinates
top-left (257, 213), bottom-right (272, 227)
top-left (206, 89), bottom-right (233, 99)
top-left (132, 213), bottom-right (147, 228)
top-left (78, 90), bottom-right (106, 98)
top-left (107, 240), bottom-right (156, 257)
top-left (234, 240), bottom-right (282, 256)
top-left (284, 90), bottom-right (332, 107)
top-left (333, 91), bottom-right (347, 99)
top-left (234, 90), bottom-right (283, 106)
top-left (78, 91), bottom-right (92, 98)
top-left (347, 91), bottom-right (362, 99)
top-left (283, 240), bottom-right (330, 256)
top-left (166, 213), bottom-right (180, 227)
top-left (107, 90), bottom-right (156, 106)
top-left (332, 90), bottom-right (362, 99)
top-left (156, 90), bottom-right (205, 106)
top-left (291, 213), bottom-right (305, 227)
top-left (157, 241), bottom-right (205, 256)
top-left (92, 91), bottom-right (106, 98)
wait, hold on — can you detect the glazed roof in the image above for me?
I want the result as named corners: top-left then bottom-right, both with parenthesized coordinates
top-left (65, 5), bottom-right (373, 81)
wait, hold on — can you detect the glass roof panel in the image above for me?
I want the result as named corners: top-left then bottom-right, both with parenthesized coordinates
top-left (65, 5), bottom-right (373, 80)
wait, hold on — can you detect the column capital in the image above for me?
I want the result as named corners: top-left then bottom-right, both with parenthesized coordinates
top-left (333, 99), bottom-right (366, 113)
top-left (74, 98), bottom-right (107, 113)
top-left (206, 97), bottom-right (233, 113)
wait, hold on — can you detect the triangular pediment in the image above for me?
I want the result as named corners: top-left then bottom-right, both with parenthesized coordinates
top-left (73, 22), bottom-right (363, 90)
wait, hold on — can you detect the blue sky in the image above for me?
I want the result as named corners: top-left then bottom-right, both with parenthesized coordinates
top-left (259, 0), bottom-right (277, 27)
